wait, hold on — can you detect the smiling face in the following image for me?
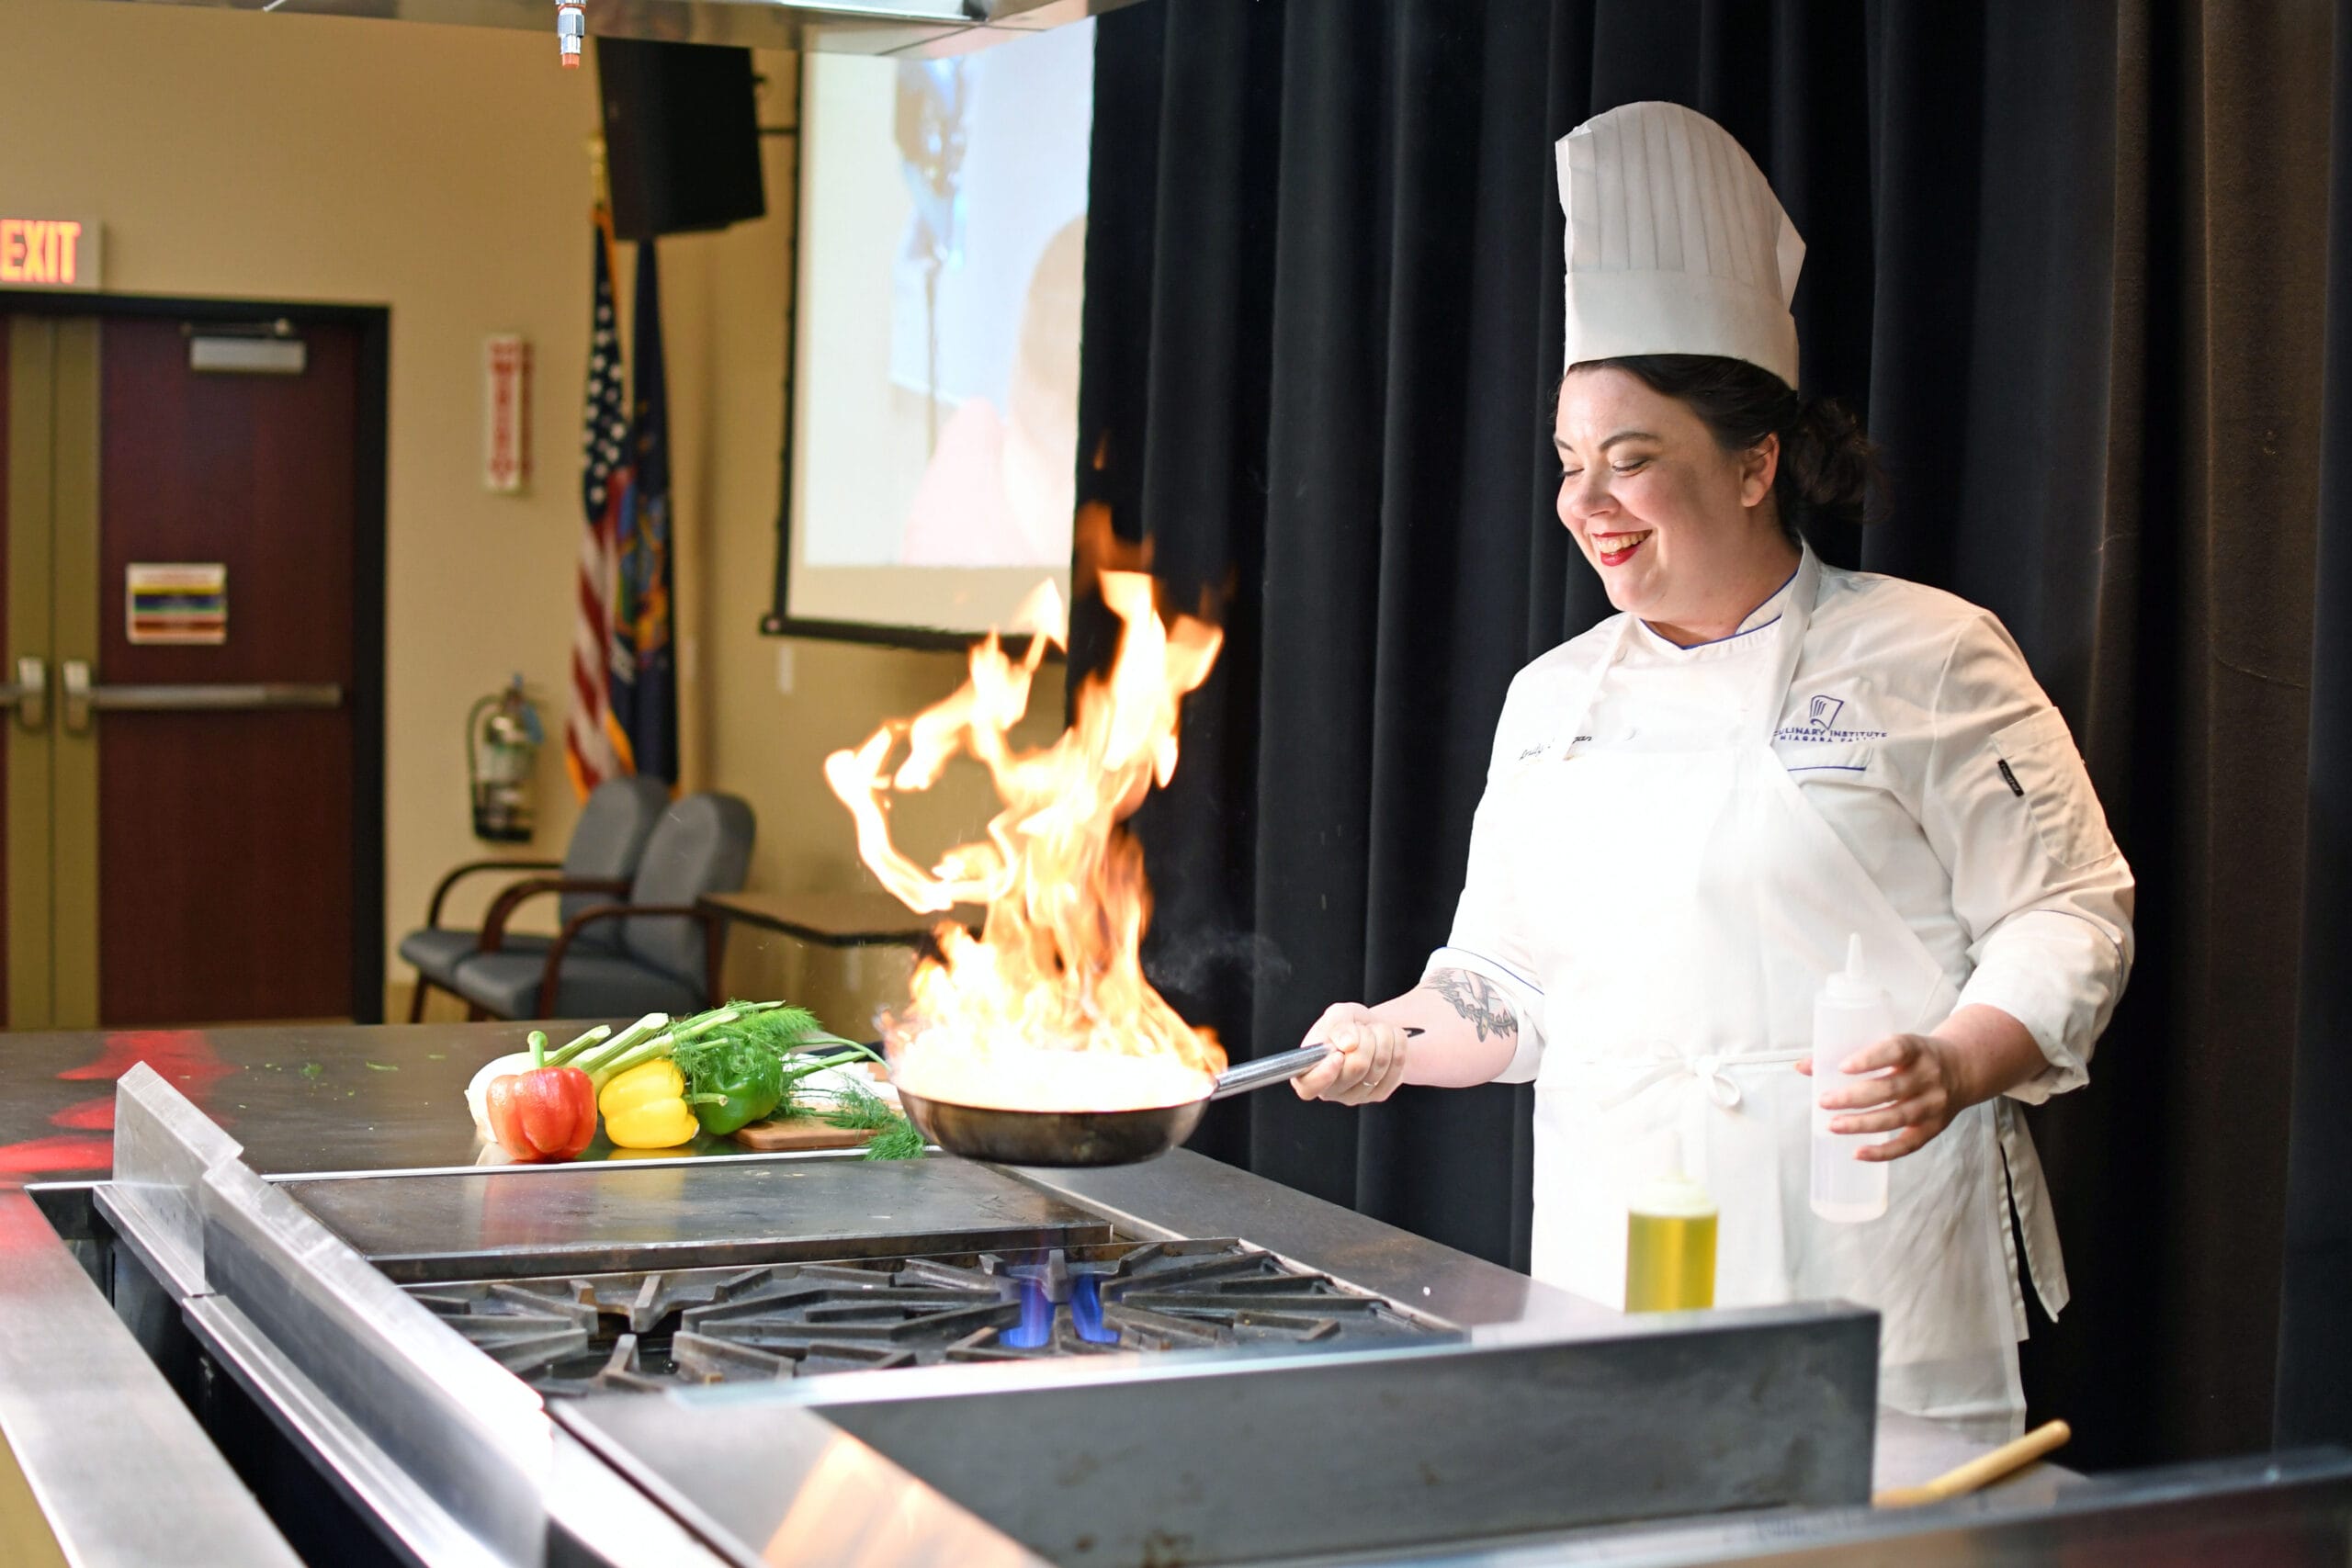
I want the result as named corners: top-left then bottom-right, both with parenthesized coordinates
top-left (1554, 366), bottom-right (1796, 646)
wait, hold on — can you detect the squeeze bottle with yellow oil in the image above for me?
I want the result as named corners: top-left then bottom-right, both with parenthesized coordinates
top-left (1624, 1171), bottom-right (1717, 1312)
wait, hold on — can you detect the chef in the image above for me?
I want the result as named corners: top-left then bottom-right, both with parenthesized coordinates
top-left (1292, 101), bottom-right (2133, 1435)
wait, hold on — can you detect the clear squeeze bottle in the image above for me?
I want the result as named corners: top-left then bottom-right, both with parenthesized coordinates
top-left (1810, 934), bottom-right (1893, 1223)
top-left (1624, 1172), bottom-right (1717, 1312)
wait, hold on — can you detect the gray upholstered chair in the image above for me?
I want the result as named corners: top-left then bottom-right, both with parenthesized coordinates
top-left (399, 775), bottom-right (671, 1021)
top-left (446, 792), bottom-right (756, 1021)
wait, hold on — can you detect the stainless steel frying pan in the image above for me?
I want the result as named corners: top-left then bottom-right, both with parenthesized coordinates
top-left (896, 1045), bottom-right (1331, 1168)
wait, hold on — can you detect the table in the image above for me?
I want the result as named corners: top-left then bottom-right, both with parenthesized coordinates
top-left (696, 888), bottom-right (983, 949)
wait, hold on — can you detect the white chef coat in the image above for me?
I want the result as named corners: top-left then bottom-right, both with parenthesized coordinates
top-left (1428, 553), bottom-right (2133, 1427)
top-left (1437, 558), bottom-right (2134, 1099)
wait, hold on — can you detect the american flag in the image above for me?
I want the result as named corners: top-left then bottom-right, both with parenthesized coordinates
top-left (566, 211), bottom-right (629, 799)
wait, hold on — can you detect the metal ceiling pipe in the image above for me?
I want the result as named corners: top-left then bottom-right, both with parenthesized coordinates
top-left (85, 0), bottom-right (1148, 57)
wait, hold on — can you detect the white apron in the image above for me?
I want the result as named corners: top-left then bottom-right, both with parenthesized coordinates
top-left (1498, 551), bottom-right (2065, 1434)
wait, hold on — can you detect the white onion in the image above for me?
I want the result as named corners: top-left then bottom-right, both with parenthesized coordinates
top-left (463, 1052), bottom-right (536, 1139)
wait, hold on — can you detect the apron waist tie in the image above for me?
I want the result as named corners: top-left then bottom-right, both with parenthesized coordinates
top-left (1591, 1048), bottom-right (1809, 1111)
top-left (1589, 1048), bottom-right (1809, 1186)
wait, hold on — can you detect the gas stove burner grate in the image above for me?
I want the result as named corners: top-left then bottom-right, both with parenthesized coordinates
top-left (407, 1238), bottom-right (1453, 1396)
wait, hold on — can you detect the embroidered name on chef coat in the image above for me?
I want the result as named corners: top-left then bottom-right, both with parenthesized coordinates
top-left (1518, 735), bottom-right (1593, 762)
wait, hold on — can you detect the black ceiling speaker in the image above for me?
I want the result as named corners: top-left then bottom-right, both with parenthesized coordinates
top-left (596, 37), bottom-right (767, 242)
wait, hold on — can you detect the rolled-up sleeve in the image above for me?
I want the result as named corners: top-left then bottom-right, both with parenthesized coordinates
top-left (1427, 679), bottom-right (1551, 1084)
top-left (1924, 615), bottom-right (2135, 1102)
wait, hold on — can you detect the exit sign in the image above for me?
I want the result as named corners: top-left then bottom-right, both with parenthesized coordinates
top-left (0, 217), bottom-right (100, 290)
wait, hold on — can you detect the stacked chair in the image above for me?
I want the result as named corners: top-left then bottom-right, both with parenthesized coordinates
top-left (400, 776), bottom-right (671, 1021)
top-left (443, 793), bottom-right (757, 1021)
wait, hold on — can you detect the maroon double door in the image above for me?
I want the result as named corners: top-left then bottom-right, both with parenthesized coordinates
top-left (0, 308), bottom-right (379, 1027)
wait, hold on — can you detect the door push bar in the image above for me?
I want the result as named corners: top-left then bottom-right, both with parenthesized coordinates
top-left (58, 661), bottom-right (343, 734)
top-left (0, 656), bottom-right (46, 731)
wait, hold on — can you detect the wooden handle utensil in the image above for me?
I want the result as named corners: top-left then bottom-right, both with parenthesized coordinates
top-left (1872, 1419), bottom-right (2071, 1508)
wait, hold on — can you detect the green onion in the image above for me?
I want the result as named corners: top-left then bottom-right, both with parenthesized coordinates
top-left (541, 1022), bottom-right (613, 1067)
top-left (583, 1005), bottom-right (752, 1089)
top-left (563, 1013), bottom-right (666, 1075)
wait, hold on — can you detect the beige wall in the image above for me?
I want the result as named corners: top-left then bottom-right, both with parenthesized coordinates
top-left (1, 0), bottom-right (1061, 1032)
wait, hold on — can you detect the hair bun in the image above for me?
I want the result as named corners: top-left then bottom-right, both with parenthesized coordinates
top-left (1785, 395), bottom-right (1882, 528)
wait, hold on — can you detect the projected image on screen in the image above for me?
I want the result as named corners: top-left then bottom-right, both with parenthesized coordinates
top-left (786, 22), bottom-right (1092, 637)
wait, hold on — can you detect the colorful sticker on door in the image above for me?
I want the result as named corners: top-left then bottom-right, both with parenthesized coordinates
top-left (127, 563), bottom-right (227, 646)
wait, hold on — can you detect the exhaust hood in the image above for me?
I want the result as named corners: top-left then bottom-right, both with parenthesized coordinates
top-left (87, 0), bottom-right (1145, 56)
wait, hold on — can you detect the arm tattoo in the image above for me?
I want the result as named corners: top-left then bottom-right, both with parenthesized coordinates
top-left (1429, 969), bottom-right (1518, 1043)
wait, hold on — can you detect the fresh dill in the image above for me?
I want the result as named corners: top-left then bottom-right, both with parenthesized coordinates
top-left (816, 1079), bottom-right (898, 1129)
top-left (817, 1080), bottom-right (925, 1160)
top-left (863, 1119), bottom-right (928, 1161)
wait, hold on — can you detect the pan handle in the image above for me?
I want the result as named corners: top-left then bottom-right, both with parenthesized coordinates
top-left (1209, 1044), bottom-right (1332, 1100)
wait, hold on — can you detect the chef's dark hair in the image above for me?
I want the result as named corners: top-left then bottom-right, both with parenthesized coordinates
top-left (1566, 355), bottom-right (1883, 540)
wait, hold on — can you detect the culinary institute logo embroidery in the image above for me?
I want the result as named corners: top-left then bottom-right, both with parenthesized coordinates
top-left (1778, 694), bottom-right (1887, 745)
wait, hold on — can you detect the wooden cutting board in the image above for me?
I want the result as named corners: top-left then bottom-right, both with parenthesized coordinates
top-left (728, 1114), bottom-right (876, 1153)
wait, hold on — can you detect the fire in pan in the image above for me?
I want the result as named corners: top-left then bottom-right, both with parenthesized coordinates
top-left (897, 1045), bottom-right (1329, 1168)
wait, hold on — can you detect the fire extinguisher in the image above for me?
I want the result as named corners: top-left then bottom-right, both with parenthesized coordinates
top-left (468, 675), bottom-right (545, 842)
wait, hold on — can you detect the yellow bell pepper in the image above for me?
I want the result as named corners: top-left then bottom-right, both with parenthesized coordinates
top-left (598, 1059), bottom-right (701, 1149)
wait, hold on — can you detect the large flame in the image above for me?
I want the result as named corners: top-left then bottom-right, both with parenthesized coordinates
top-left (823, 507), bottom-right (1226, 1111)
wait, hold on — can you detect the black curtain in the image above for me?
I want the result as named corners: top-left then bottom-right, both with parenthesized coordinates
top-left (1076, 0), bottom-right (2342, 1467)
top-left (2278, 0), bottom-right (2352, 1452)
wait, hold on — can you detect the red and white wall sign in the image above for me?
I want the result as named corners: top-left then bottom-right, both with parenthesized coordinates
top-left (484, 333), bottom-right (533, 493)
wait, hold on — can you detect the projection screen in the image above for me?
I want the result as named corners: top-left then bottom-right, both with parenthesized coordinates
top-left (775, 21), bottom-right (1093, 642)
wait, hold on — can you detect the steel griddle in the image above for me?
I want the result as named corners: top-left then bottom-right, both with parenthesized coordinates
top-left (283, 1155), bottom-right (1115, 1282)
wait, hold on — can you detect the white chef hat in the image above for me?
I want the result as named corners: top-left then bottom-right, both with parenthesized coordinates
top-left (1555, 102), bottom-right (1804, 387)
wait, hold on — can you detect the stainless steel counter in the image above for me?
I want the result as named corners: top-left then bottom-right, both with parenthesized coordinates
top-left (246, 1138), bottom-right (1873, 1563)
top-left (1367, 1449), bottom-right (2352, 1566)
top-left (0, 1189), bottom-right (300, 1566)
top-left (0, 1020), bottom-right (975, 1568)
top-left (0, 1019), bottom-right (796, 1183)
top-left (96, 1056), bottom-right (1886, 1563)
top-left (0, 1022), bottom-right (2336, 1568)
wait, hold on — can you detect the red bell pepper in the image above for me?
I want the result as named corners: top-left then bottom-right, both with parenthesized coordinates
top-left (485, 1031), bottom-right (597, 1162)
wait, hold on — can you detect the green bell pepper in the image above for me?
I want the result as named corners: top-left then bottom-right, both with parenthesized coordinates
top-left (687, 1046), bottom-right (784, 1135)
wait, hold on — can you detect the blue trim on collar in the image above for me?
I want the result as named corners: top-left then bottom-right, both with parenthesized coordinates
top-left (1641, 561), bottom-right (1803, 650)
